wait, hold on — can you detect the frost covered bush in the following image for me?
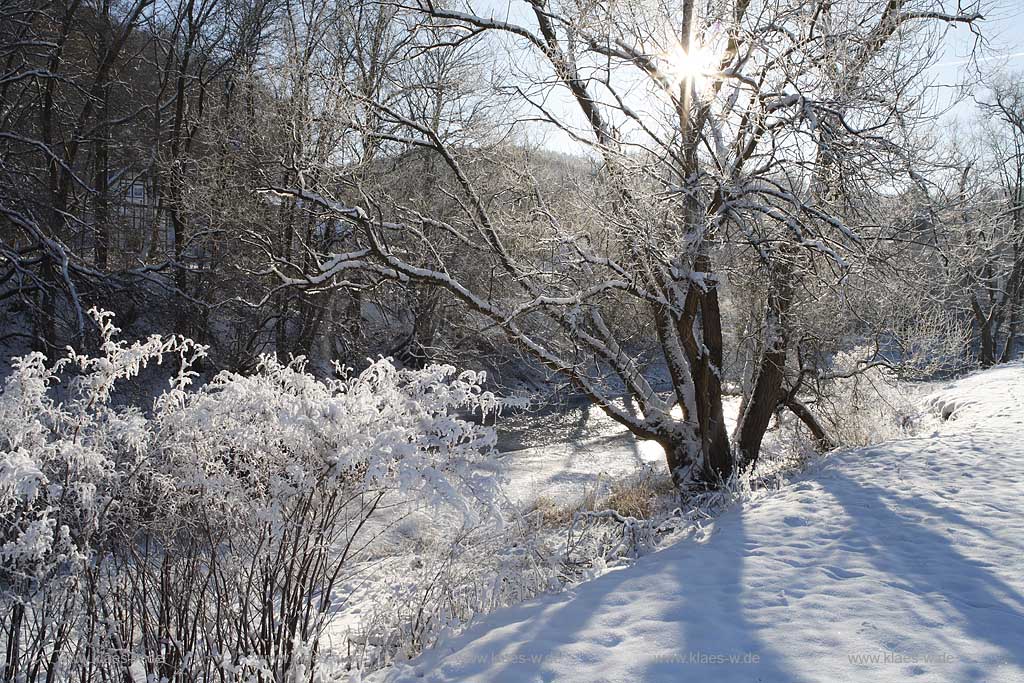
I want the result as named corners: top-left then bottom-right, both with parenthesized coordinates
top-left (344, 516), bottom-right (561, 671)
top-left (811, 348), bottom-right (920, 447)
top-left (341, 472), bottom-right (681, 673)
top-left (0, 310), bottom-right (501, 682)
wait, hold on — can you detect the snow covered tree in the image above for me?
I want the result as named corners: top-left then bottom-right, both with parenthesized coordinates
top-left (905, 72), bottom-right (1024, 369)
top-left (964, 73), bottom-right (1024, 364)
top-left (263, 0), bottom-right (982, 486)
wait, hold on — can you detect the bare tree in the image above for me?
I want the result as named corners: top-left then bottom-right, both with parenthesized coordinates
top-left (260, 0), bottom-right (982, 486)
top-left (968, 73), bottom-right (1024, 364)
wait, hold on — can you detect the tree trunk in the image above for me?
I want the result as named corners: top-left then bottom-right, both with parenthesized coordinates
top-left (93, 122), bottom-right (110, 271)
top-left (999, 242), bottom-right (1024, 363)
top-left (785, 396), bottom-right (836, 453)
top-left (979, 316), bottom-right (996, 367)
top-left (1000, 317), bottom-right (1019, 364)
top-left (735, 270), bottom-right (794, 470)
top-left (694, 281), bottom-right (732, 482)
top-left (674, 252), bottom-right (732, 485)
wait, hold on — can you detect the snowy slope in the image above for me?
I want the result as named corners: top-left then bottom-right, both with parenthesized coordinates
top-left (372, 363), bottom-right (1024, 683)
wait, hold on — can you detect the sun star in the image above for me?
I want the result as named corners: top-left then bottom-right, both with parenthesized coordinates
top-left (661, 42), bottom-right (717, 92)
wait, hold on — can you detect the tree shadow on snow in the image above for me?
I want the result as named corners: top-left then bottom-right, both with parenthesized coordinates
top-left (636, 507), bottom-right (806, 683)
top-left (819, 467), bottom-right (1024, 679)
top-left (454, 506), bottom-right (802, 683)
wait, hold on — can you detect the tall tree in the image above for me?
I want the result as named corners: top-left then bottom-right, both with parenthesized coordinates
top-left (264, 0), bottom-right (982, 487)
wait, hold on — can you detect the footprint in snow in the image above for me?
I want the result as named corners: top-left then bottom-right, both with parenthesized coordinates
top-left (821, 566), bottom-right (866, 581)
top-left (857, 620), bottom-right (878, 634)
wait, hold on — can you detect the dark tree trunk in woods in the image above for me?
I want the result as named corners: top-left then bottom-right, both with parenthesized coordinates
top-left (93, 123), bottom-right (110, 271)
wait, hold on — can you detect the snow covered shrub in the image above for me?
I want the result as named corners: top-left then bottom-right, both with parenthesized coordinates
top-left (0, 311), bottom-right (199, 594)
top-left (565, 508), bottom-right (660, 570)
top-left (0, 310), bottom-right (502, 682)
top-left (344, 515), bottom-right (560, 671)
top-left (812, 348), bottom-right (920, 447)
top-left (558, 466), bottom-right (783, 580)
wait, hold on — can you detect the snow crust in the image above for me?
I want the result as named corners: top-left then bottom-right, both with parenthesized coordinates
top-left (374, 363), bottom-right (1024, 682)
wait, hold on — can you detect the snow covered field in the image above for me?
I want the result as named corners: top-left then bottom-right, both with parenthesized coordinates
top-left (371, 363), bottom-right (1024, 683)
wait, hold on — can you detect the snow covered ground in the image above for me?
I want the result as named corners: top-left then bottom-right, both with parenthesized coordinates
top-left (371, 363), bottom-right (1024, 683)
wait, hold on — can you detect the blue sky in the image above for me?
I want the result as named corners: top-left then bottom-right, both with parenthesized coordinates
top-left (931, 0), bottom-right (1024, 123)
top-left (464, 0), bottom-right (1024, 152)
